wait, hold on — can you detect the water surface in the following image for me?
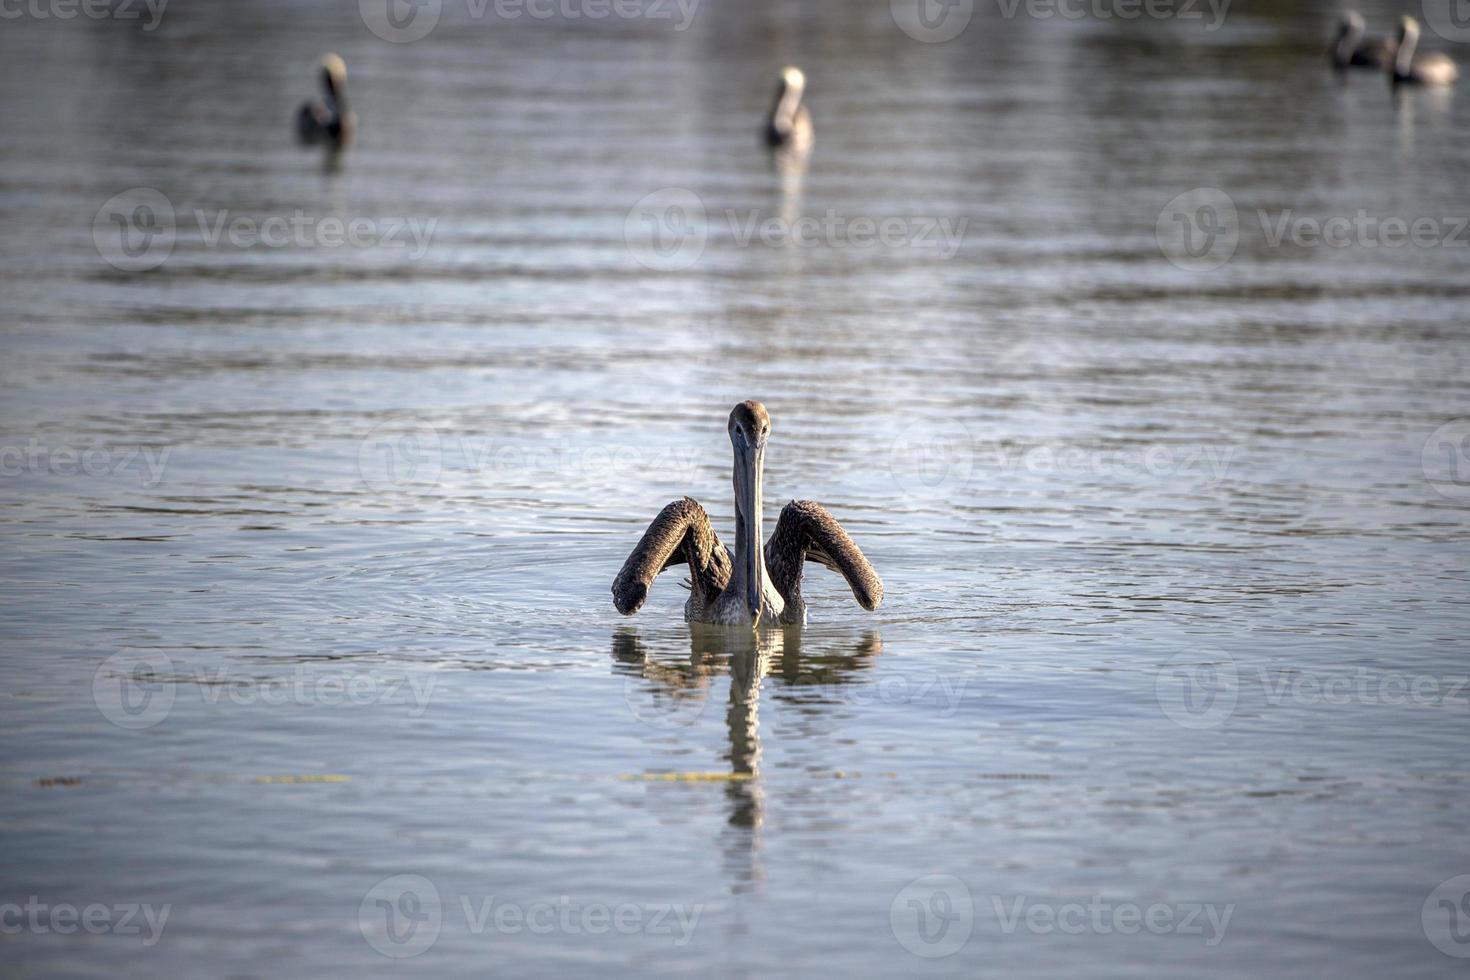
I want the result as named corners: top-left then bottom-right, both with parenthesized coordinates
top-left (2, 0), bottom-right (1469, 976)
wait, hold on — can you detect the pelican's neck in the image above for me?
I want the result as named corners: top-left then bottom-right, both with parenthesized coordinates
top-left (771, 83), bottom-right (802, 138)
top-left (324, 72), bottom-right (348, 111)
top-left (1336, 21), bottom-right (1361, 62)
top-left (731, 444), bottom-right (769, 619)
top-left (733, 496), bottom-right (765, 573)
top-left (1396, 25), bottom-right (1419, 77)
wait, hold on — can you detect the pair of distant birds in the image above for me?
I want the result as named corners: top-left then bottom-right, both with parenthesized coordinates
top-left (1331, 12), bottom-right (1459, 86)
top-left (294, 56), bottom-right (813, 153)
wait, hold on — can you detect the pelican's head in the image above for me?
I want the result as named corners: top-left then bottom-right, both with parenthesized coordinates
top-left (1338, 10), bottom-right (1364, 35)
top-left (780, 66), bottom-right (806, 98)
top-left (728, 400), bottom-right (771, 619)
top-left (321, 53), bottom-right (348, 97)
top-left (1397, 14), bottom-right (1420, 45)
top-left (728, 400), bottom-right (770, 452)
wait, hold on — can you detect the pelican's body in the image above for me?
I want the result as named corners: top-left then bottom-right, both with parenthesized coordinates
top-left (765, 67), bottom-right (813, 155)
top-left (1392, 16), bottom-right (1459, 87)
top-left (1329, 11), bottom-right (1396, 71)
top-left (612, 401), bottom-right (882, 627)
top-left (297, 54), bottom-right (357, 149)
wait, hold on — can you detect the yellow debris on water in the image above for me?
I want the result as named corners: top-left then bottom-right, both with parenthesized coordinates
top-left (254, 774), bottom-right (351, 784)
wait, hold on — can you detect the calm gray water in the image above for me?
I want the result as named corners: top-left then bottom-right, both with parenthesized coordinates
top-left (2, 0), bottom-right (1469, 976)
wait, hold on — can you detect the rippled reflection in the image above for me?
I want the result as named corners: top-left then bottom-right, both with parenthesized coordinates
top-left (614, 626), bottom-right (882, 892)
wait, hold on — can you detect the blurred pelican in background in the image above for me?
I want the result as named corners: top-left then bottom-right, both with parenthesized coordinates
top-left (1328, 11), bottom-right (1396, 71)
top-left (296, 54), bottom-right (357, 150)
top-left (1391, 16), bottom-right (1459, 87)
top-left (765, 66), bottom-right (813, 159)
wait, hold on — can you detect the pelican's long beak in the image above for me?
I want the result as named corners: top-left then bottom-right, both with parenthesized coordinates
top-left (734, 436), bottom-right (765, 621)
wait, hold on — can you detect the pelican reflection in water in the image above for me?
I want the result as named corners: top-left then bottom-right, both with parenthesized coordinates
top-left (612, 401), bottom-right (882, 626)
top-left (613, 626), bottom-right (883, 892)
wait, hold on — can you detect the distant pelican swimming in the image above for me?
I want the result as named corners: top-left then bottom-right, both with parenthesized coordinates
top-left (1329, 11), bottom-right (1395, 71)
top-left (765, 67), bottom-right (813, 154)
top-left (1391, 16), bottom-right (1459, 87)
top-left (296, 54), bottom-right (357, 149)
top-left (612, 401), bottom-right (882, 627)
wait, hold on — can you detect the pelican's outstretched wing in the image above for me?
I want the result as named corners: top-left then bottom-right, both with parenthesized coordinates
top-left (612, 497), bottom-right (731, 616)
top-left (765, 499), bottom-right (883, 611)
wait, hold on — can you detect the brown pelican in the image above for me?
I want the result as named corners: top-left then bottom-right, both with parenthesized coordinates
top-left (612, 401), bottom-right (882, 626)
top-left (1391, 16), bottom-right (1459, 87)
top-left (296, 54), bottom-right (357, 149)
top-left (1329, 11), bottom-right (1396, 70)
top-left (765, 67), bottom-right (813, 154)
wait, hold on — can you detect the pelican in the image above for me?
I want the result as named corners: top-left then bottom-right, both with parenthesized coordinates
top-left (1329, 11), bottom-right (1395, 71)
top-left (765, 67), bottom-right (813, 154)
top-left (1391, 16), bottom-right (1459, 87)
top-left (612, 401), bottom-right (882, 627)
top-left (296, 54), bottom-right (357, 149)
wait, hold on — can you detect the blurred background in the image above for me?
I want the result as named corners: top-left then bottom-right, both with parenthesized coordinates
top-left (1, 0), bottom-right (1469, 976)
